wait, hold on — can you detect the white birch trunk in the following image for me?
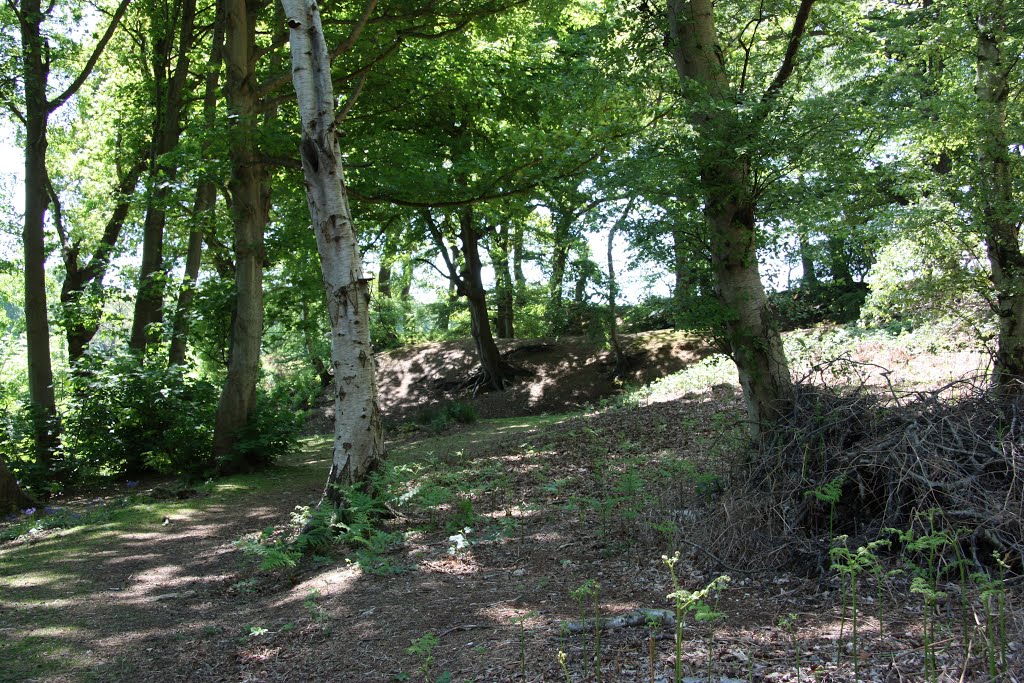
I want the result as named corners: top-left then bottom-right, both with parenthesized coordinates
top-left (281, 0), bottom-right (384, 500)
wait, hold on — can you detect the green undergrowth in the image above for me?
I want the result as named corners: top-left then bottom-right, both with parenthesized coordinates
top-left (1, 436), bottom-right (332, 546)
top-left (238, 414), bottom-right (575, 576)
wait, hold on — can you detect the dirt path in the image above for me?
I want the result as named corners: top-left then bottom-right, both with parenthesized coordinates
top-left (0, 445), bottom-right (331, 683)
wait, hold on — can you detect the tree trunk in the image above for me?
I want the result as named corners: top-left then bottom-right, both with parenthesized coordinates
top-left (213, 0), bottom-right (270, 463)
top-left (18, 0), bottom-right (131, 463)
top-left (0, 456), bottom-right (33, 515)
top-left (492, 224), bottom-right (515, 339)
top-left (377, 262), bottom-right (392, 298)
top-left (513, 220), bottom-right (526, 308)
top-left (799, 233), bottom-right (819, 288)
top-left (667, 0), bottom-right (797, 438)
top-left (976, 5), bottom-right (1024, 390)
top-left (301, 300), bottom-right (332, 388)
top-left (826, 234), bottom-right (853, 287)
top-left (129, 0), bottom-right (198, 353)
top-left (607, 199), bottom-right (636, 377)
top-left (460, 208), bottom-right (512, 389)
top-left (282, 0), bottom-right (385, 499)
top-left (169, 8), bottom-right (224, 367)
top-left (436, 277), bottom-right (457, 333)
top-left (705, 167), bottom-right (792, 436)
top-left (548, 212), bottom-right (573, 333)
top-left (671, 222), bottom-right (695, 326)
top-left (399, 259), bottom-right (413, 300)
top-left (21, 0), bottom-right (58, 466)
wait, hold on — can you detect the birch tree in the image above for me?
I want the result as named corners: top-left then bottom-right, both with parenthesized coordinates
top-left (281, 0), bottom-right (384, 498)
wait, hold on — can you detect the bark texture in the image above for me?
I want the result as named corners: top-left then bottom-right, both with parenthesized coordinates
top-left (213, 0), bottom-right (271, 462)
top-left (492, 223), bottom-right (515, 339)
top-left (21, 0), bottom-right (59, 464)
top-left (282, 0), bottom-right (385, 498)
top-left (976, 4), bottom-right (1024, 391)
top-left (458, 208), bottom-right (513, 389)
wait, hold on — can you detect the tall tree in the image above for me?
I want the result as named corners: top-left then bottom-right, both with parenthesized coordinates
top-left (663, 0), bottom-right (820, 437)
top-left (974, 0), bottom-right (1024, 390)
top-left (606, 198), bottom-right (636, 376)
top-left (212, 0), bottom-right (273, 462)
top-left (14, 0), bottom-right (131, 463)
top-left (129, 0), bottom-right (201, 352)
top-left (422, 206), bottom-right (521, 390)
top-left (168, 6), bottom-right (227, 366)
top-left (281, 0), bottom-right (384, 498)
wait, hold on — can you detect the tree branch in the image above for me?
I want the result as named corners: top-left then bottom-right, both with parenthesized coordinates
top-left (332, 0), bottom-right (376, 57)
top-left (420, 208), bottom-right (463, 287)
top-left (761, 0), bottom-right (816, 105)
top-left (48, 0), bottom-right (133, 112)
top-left (80, 159), bottom-right (146, 283)
top-left (336, 70), bottom-right (367, 124)
top-left (44, 172), bottom-right (69, 251)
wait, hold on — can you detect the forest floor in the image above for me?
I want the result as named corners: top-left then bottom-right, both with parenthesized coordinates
top-left (1, 326), bottom-right (1022, 683)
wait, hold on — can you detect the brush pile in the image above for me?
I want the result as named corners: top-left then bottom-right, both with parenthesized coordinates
top-left (746, 354), bottom-right (1023, 572)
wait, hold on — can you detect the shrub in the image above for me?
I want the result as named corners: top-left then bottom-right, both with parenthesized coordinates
top-left (860, 229), bottom-right (990, 328)
top-left (771, 281), bottom-right (869, 330)
top-left (218, 384), bottom-right (305, 473)
top-left (0, 402), bottom-right (53, 497)
top-left (63, 350), bottom-right (218, 480)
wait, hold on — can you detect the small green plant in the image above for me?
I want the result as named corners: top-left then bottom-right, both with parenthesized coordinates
top-left (663, 551), bottom-right (730, 683)
top-left (695, 595), bottom-right (726, 682)
top-left (778, 613), bottom-right (801, 683)
top-left (971, 552), bottom-right (1010, 680)
top-left (806, 474), bottom-right (845, 538)
top-left (246, 625), bottom-right (268, 638)
top-left (411, 401), bottom-right (478, 433)
top-left (558, 649), bottom-right (571, 683)
top-left (910, 575), bottom-right (945, 682)
top-left (513, 611), bottom-right (538, 680)
top-left (646, 613), bottom-right (662, 683)
top-left (304, 588), bottom-right (329, 624)
top-left (830, 536), bottom-right (888, 681)
top-left (406, 632), bottom-right (440, 683)
top-left (571, 579), bottom-right (598, 679)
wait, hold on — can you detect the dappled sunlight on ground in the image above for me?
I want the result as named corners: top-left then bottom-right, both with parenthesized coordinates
top-left (2, 333), bottom-right (1021, 681)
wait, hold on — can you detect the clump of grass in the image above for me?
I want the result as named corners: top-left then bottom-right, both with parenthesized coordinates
top-left (410, 401), bottom-right (478, 433)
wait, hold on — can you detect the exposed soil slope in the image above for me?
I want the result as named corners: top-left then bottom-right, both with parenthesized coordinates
top-left (316, 330), bottom-right (712, 429)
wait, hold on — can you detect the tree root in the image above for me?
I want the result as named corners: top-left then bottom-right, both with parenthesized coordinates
top-left (458, 360), bottom-right (533, 395)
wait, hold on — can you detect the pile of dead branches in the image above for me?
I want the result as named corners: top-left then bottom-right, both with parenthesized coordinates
top-left (730, 357), bottom-right (1023, 573)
